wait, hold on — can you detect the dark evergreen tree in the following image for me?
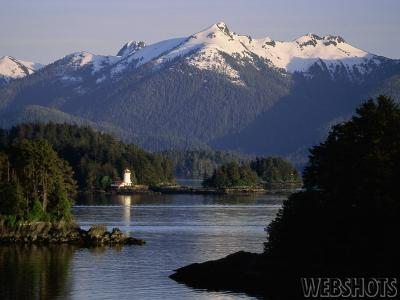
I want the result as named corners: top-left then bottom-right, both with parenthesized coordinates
top-left (0, 139), bottom-right (77, 222)
top-left (203, 161), bottom-right (259, 188)
top-left (250, 157), bottom-right (300, 183)
top-left (265, 96), bottom-right (400, 273)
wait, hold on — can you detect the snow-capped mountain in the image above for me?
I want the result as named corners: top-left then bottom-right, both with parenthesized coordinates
top-left (40, 21), bottom-right (384, 85)
top-left (0, 56), bottom-right (44, 83)
top-left (0, 22), bottom-right (399, 161)
top-left (107, 21), bottom-right (382, 81)
top-left (23, 21), bottom-right (385, 87)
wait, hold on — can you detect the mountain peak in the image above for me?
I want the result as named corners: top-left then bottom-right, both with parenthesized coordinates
top-left (117, 40), bottom-right (146, 57)
top-left (201, 21), bottom-right (231, 36)
top-left (215, 21), bottom-right (227, 30)
top-left (0, 55), bottom-right (43, 83)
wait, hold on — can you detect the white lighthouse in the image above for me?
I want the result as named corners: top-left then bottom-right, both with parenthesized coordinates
top-left (123, 169), bottom-right (132, 186)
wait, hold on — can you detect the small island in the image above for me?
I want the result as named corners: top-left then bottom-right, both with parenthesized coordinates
top-left (120, 158), bottom-right (302, 195)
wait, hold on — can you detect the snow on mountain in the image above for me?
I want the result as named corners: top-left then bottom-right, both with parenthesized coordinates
top-left (109, 22), bottom-right (253, 83)
top-left (117, 41), bottom-right (146, 57)
top-left (2, 22), bottom-right (386, 86)
top-left (0, 56), bottom-right (44, 82)
top-left (110, 21), bottom-right (380, 83)
top-left (247, 33), bottom-right (377, 73)
top-left (111, 37), bottom-right (188, 76)
top-left (61, 51), bottom-right (121, 73)
top-left (55, 52), bottom-right (123, 84)
top-left (154, 22), bottom-right (252, 83)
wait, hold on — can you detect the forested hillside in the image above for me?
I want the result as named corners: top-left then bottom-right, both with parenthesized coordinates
top-left (212, 61), bottom-right (400, 157)
top-left (202, 157), bottom-right (301, 188)
top-left (160, 150), bottom-right (253, 177)
top-left (0, 123), bottom-right (174, 190)
top-left (1, 23), bottom-right (399, 161)
top-left (0, 57), bottom-right (290, 151)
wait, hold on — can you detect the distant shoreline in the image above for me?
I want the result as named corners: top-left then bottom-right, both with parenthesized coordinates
top-left (86, 184), bottom-right (302, 196)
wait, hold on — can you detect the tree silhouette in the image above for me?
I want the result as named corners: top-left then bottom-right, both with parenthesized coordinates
top-left (265, 95), bottom-right (400, 272)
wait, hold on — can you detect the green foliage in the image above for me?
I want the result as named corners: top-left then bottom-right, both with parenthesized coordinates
top-left (161, 150), bottom-right (250, 177)
top-left (27, 199), bottom-right (50, 222)
top-left (0, 123), bottom-right (174, 190)
top-left (265, 96), bottom-right (400, 268)
top-left (0, 139), bottom-right (77, 222)
top-left (100, 176), bottom-right (112, 190)
top-left (0, 181), bottom-right (25, 217)
top-left (203, 161), bottom-right (259, 188)
top-left (202, 156), bottom-right (299, 188)
top-left (303, 95), bottom-right (400, 205)
top-left (0, 214), bottom-right (18, 227)
top-left (50, 183), bottom-right (72, 222)
top-left (250, 157), bottom-right (301, 182)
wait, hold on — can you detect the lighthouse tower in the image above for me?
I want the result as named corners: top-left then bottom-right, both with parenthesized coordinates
top-left (123, 169), bottom-right (132, 186)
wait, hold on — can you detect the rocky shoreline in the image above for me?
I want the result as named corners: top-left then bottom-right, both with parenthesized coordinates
top-left (0, 221), bottom-right (145, 246)
top-left (170, 252), bottom-right (268, 296)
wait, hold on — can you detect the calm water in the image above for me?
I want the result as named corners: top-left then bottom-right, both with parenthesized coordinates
top-left (0, 192), bottom-right (286, 300)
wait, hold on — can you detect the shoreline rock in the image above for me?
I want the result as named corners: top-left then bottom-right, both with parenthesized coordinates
top-left (170, 252), bottom-right (267, 294)
top-left (170, 251), bottom-right (399, 299)
top-left (170, 251), bottom-right (303, 299)
top-left (0, 221), bottom-right (145, 246)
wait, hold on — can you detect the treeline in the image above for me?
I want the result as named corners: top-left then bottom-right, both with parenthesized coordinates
top-left (202, 157), bottom-right (301, 188)
top-left (0, 139), bottom-right (76, 223)
top-left (160, 150), bottom-right (251, 177)
top-left (250, 157), bottom-right (301, 183)
top-left (264, 96), bottom-right (400, 284)
top-left (0, 123), bottom-right (174, 191)
top-left (202, 161), bottom-right (259, 188)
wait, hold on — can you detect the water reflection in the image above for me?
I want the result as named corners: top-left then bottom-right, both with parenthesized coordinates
top-left (0, 245), bottom-right (74, 300)
top-left (76, 193), bottom-right (285, 207)
top-left (1, 194), bottom-right (285, 299)
top-left (117, 195), bottom-right (132, 227)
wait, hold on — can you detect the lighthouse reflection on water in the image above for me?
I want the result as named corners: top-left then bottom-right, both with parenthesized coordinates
top-left (118, 195), bottom-right (131, 227)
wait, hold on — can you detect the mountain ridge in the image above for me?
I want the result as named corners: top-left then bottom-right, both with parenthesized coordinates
top-left (0, 22), bottom-right (399, 165)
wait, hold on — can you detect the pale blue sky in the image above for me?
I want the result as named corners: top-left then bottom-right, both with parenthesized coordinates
top-left (1, 0), bottom-right (399, 64)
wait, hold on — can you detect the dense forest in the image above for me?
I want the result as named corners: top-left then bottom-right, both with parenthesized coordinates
top-left (0, 123), bottom-right (174, 191)
top-left (202, 157), bottom-right (300, 188)
top-left (160, 150), bottom-right (252, 177)
top-left (0, 139), bottom-right (76, 223)
top-left (250, 157), bottom-right (301, 183)
top-left (202, 161), bottom-right (259, 188)
top-left (265, 95), bottom-right (400, 284)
